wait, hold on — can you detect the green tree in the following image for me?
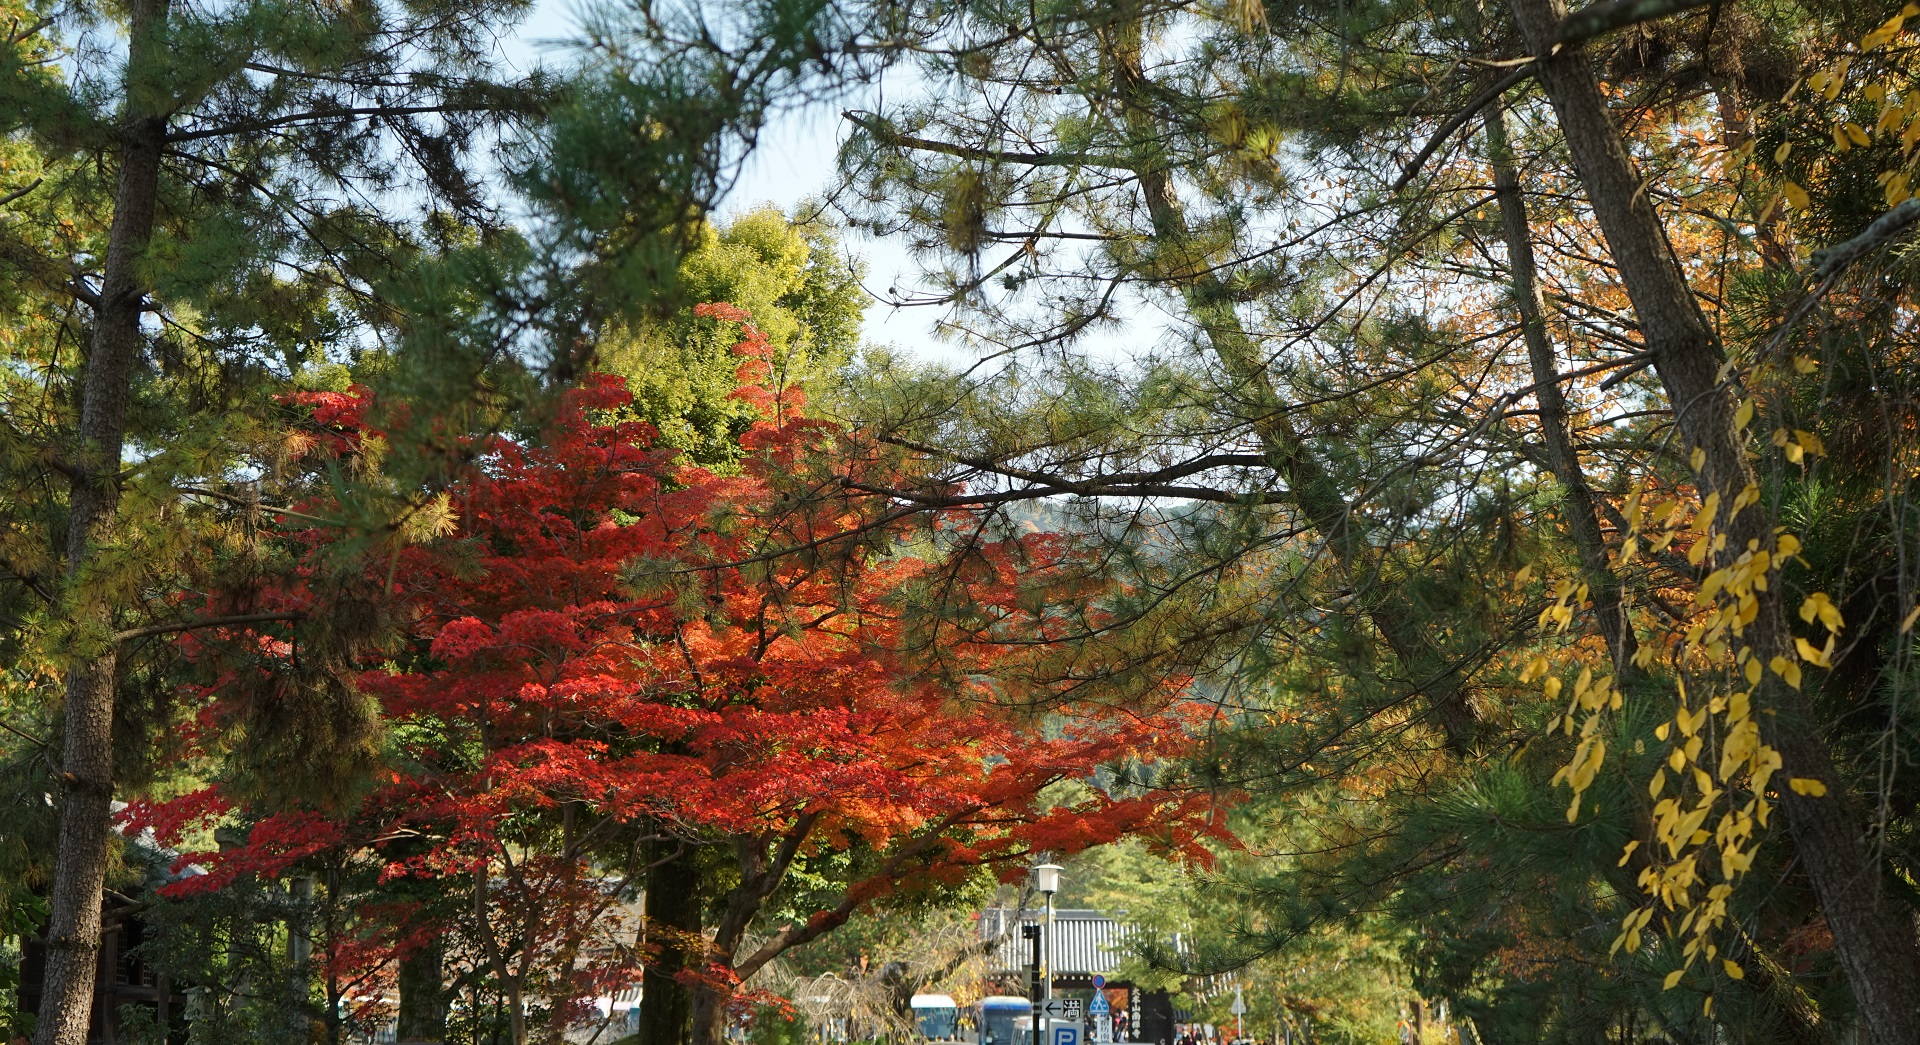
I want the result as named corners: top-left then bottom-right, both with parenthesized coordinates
top-left (0, 0), bottom-right (871, 1037)
top-left (600, 205), bottom-right (866, 468)
top-left (0, 0), bottom-right (555, 1031)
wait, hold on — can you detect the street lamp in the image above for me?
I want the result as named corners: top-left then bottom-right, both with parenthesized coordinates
top-left (1032, 863), bottom-right (1062, 895)
top-left (1031, 863), bottom-right (1063, 1004)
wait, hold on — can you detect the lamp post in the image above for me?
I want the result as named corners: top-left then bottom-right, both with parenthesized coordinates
top-left (1031, 863), bottom-right (1062, 1004)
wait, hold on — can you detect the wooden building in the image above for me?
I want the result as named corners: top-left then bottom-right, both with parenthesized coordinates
top-left (19, 897), bottom-right (188, 1045)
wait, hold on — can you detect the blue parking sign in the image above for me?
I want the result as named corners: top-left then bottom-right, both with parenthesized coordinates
top-left (1052, 1025), bottom-right (1082, 1045)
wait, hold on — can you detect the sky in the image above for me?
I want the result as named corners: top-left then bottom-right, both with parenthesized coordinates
top-left (500, 0), bottom-right (960, 362)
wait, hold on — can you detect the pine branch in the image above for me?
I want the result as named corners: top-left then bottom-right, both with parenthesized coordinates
top-left (166, 103), bottom-right (499, 143)
top-left (844, 111), bottom-right (1124, 169)
top-left (0, 177), bottom-right (43, 209)
top-left (1552, 0), bottom-right (1715, 48)
top-left (1392, 65), bottom-right (1535, 193)
top-left (114, 612), bottom-right (304, 643)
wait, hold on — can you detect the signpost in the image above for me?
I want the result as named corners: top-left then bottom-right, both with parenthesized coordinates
top-left (1050, 1026), bottom-right (1082, 1045)
top-left (1033, 999), bottom-right (1082, 1019)
top-left (1089, 985), bottom-right (1111, 1043)
top-left (1230, 986), bottom-right (1246, 1041)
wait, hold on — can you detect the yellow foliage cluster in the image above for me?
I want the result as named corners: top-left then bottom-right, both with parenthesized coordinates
top-left (1533, 389), bottom-right (1850, 1005)
top-left (1759, 3), bottom-right (1920, 216)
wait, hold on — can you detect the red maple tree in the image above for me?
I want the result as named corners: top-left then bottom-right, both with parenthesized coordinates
top-left (131, 303), bottom-right (1223, 1045)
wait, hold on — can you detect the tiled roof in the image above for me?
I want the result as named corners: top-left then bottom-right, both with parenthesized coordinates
top-left (978, 908), bottom-right (1133, 975)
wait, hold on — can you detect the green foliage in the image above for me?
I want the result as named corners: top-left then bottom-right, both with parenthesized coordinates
top-left (746, 1005), bottom-right (813, 1045)
top-left (599, 206), bottom-right (866, 467)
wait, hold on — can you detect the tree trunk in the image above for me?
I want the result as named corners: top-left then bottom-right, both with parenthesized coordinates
top-left (33, 2), bottom-right (169, 1043)
top-left (396, 937), bottom-right (447, 1045)
top-left (472, 865), bottom-right (528, 1045)
top-left (1481, 100), bottom-right (1639, 678)
top-left (1507, 0), bottom-right (1920, 1038)
top-left (290, 875), bottom-right (315, 1038)
top-left (638, 842), bottom-right (700, 1045)
top-left (689, 981), bottom-right (729, 1045)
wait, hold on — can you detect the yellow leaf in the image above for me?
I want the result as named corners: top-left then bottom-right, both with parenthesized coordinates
top-left (1723, 960), bottom-right (1744, 980)
top-left (1836, 124), bottom-right (1855, 151)
top-left (1655, 722), bottom-right (1671, 741)
top-left (1786, 441), bottom-right (1805, 464)
top-left (1664, 969), bottom-right (1685, 990)
top-left (1650, 769), bottom-right (1667, 799)
top-left (1745, 658), bottom-right (1762, 685)
top-left (1694, 492), bottom-right (1721, 533)
top-left (1782, 660), bottom-right (1803, 689)
top-left (1865, 14), bottom-right (1907, 48)
top-left (1801, 592), bottom-right (1843, 632)
top-left (1777, 533), bottom-right (1801, 557)
top-left (1789, 777), bottom-right (1829, 797)
top-left (1620, 840), bottom-right (1641, 866)
top-left (1784, 181), bottom-right (1811, 211)
top-left (1734, 399), bottom-right (1754, 430)
top-left (1846, 122), bottom-right (1872, 146)
top-left (1902, 605), bottom-right (1920, 633)
top-left (1793, 354), bottom-right (1818, 374)
top-left (1795, 635), bottom-right (1833, 667)
top-left (1775, 141), bottom-right (1793, 162)
top-left (1800, 593), bottom-right (1827, 624)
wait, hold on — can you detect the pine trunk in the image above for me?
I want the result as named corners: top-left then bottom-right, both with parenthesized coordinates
top-left (638, 843), bottom-right (700, 1045)
top-left (1105, 12), bottom-right (1481, 746)
top-left (1481, 100), bottom-right (1639, 677)
top-left (33, 2), bottom-right (169, 1043)
top-left (1507, 0), bottom-right (1920, 1037)
top-left (396, 938), bottom-right (447, 1044)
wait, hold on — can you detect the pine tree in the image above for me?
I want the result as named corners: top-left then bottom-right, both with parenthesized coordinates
top-left (808, 0), bottom-right (1920, 1035)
